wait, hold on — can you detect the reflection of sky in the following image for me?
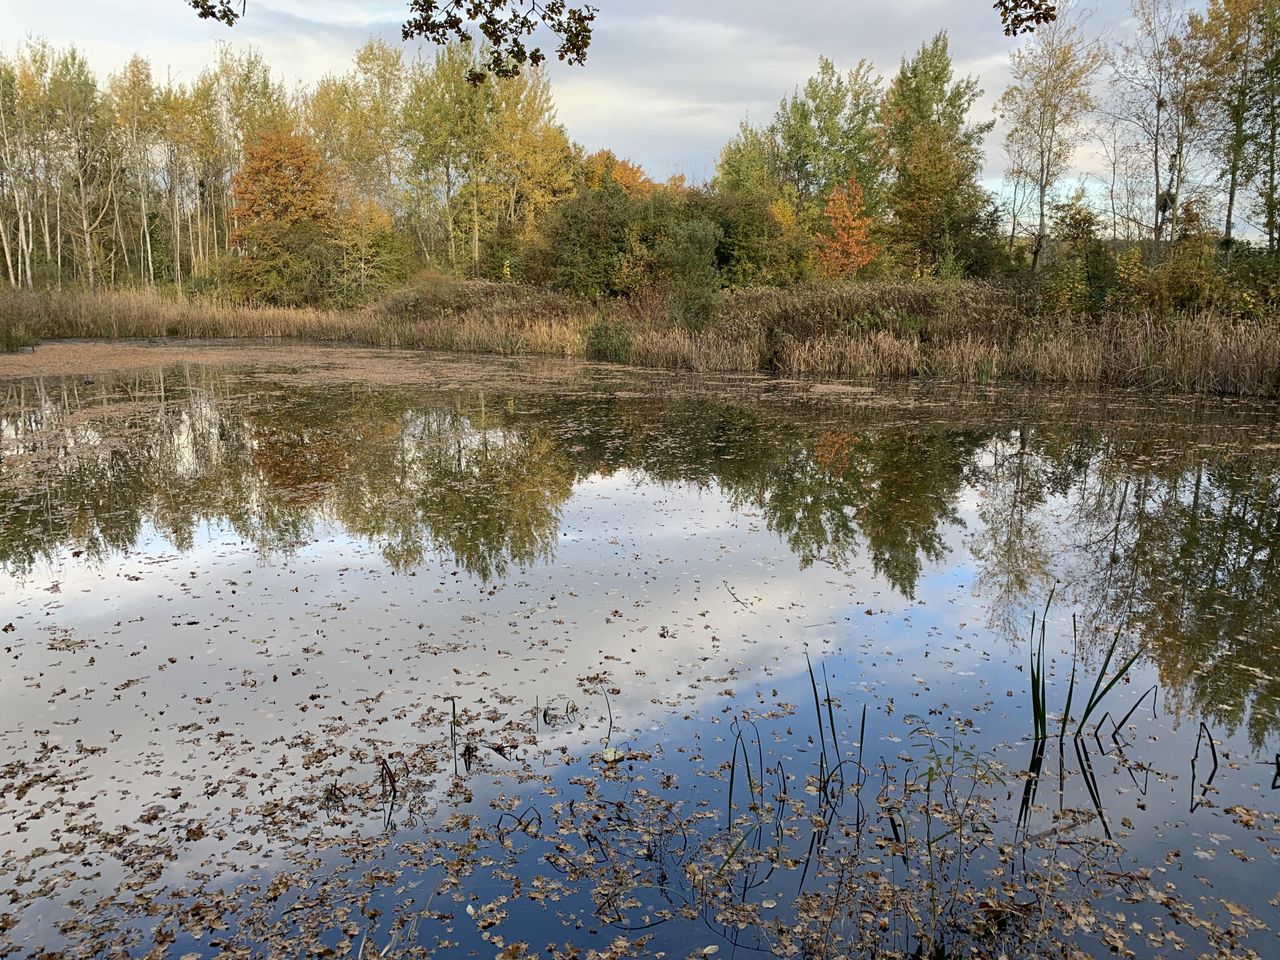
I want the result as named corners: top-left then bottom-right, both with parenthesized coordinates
top-left (3, 402), bottom-right (1280, 956)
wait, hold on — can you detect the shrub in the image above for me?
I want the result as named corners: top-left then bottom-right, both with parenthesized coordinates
top-left (657, 218), bottom-right (724, 331)
top-left (585, 314), bottom-right (632, 363)
top-left (1, 317), bottom-right (37, 353)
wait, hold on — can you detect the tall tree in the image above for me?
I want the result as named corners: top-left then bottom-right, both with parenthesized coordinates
top-left (1108, 0), bottom-right (1201, 246)
top-left (1250, 0), bottom-right (1280, 255)
top-left (882, 32), bottom-right (996, 273)
top-left (999, 1), bottom-right (1103, 269)
top-left (403, 42), bottom-right (571, 276)
top-left (305, 39), bottom-right (406, 212)
top-left (771, 56), bottom-right (885, 219)
top-left (49, 46), bottom-right (118, 290)
top-left (107, 56), bottom-right (160, 285)
top-left (1186, 0), bottom-right (1268, 257)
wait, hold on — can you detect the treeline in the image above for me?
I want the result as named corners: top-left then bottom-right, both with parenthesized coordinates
top-left (1, 0), bottom-right (1279, 320)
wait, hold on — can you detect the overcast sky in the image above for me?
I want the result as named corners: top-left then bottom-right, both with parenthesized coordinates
top-left (8, 0), bottom-right (1143, 186)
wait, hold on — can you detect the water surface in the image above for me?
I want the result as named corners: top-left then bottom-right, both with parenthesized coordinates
top-left (1, 345), bottom-right (1278, 959)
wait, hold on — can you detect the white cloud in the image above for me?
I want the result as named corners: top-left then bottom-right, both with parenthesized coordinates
top-left (7, 0), bottom-right (1146, 183)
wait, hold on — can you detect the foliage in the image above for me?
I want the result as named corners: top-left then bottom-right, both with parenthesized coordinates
top-left (996, 0), bottom-right (1061, 35)
top-left (771, 56), bottom-right (886, 219)
top-left (224, 129), bottom-right (339, 306)
top-left (882, 34), bottom-right (997, 275)
top-left (583, 150), bottom-right (656, 196)
top-left (4, 16), bottom-right (1280, 331)
top-left (656, 217), bottom-right (724, 330)
top-left (584, 314), bottom-right (631, 363)
top-left (532, 180), bottom-right (634, 297)
top-left (816, 178), bottom-right (880, 278)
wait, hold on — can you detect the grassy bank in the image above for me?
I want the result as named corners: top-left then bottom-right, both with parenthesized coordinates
top-left (3, 277), bottom-right (1280, 397)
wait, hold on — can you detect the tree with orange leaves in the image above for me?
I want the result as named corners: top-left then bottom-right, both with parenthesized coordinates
top-left (816, 177), bottom-right (879, 277)
top-left (583, 149), bottom-right (656, 196)
top-left (231, 129), bottom-right (336, 241)
top-left (226, 129), bottom-right (339, 305)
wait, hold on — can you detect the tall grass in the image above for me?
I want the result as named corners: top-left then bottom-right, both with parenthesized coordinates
top-left (5, 277), bottom-right (1279, 397)
top-left (0, 316), bottom-right (37, 353)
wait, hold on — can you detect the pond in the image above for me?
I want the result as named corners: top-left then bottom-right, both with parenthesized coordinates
top-left (1, 343), bottom-right (1278, 960)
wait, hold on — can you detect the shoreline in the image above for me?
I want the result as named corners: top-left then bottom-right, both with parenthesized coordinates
top-left (3, 281), bottom-right (1280, 398)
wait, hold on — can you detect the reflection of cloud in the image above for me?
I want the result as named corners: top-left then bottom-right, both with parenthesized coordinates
top-left (0, 473), bottom-right (904, 850)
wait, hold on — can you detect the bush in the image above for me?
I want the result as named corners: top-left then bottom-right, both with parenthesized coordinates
top-left (657, 218), bottom-right (724, 331)
top-left (1, 317), bottom-right (37, 353)
top-left (585, 314), bottom-right (632, 363)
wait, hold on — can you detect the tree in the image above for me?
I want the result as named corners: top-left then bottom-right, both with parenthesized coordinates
top-left (655, 216), bottom-right (723, 329)
top-left (815, 177), bottom-right (879, 277)
top-left (1108, 0), bottom-right (1200, 247)
top-left (999, 1), bottom-right (1103, 269)
top-left (305, 39), bottom-right (407, 212)
top-left (1187, 0), bottom-right (1265, 256)
top-left (714, 122), bottom-right (778, 197)
top-left (226, 129), bottom-right (338, 304)
top-left (403, 42), bottom-right (573, 277)
top-left (531, 178), bottom-right (632, 296)
top-left (882, 33), bottom-right (996, 273)
top-left (1249, 0), bottom-right (1280, 255)
top-left (107, 55), bottom-right (160, 286)
top-left (334, 198), bottom-right (407, 303)
top-left (771, 56), bottom-right (886, 219)
top-left (583, 150), bottom-right (655, 196)
top-left (49, 46), bottom-right (118, 291)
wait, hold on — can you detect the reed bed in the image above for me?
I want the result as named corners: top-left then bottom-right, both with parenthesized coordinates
top-left (4, 280), bottom-right (1279, 397)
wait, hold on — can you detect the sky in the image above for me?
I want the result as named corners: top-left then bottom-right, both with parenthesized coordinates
top-left (7, 0), bottom-right (1142, 187)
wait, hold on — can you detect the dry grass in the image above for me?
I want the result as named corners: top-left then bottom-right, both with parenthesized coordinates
top-left (4, 278), bottom-right (1279, 397)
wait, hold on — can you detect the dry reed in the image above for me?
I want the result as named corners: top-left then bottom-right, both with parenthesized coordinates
top-left (4, 280), bottom-right (1278, 397)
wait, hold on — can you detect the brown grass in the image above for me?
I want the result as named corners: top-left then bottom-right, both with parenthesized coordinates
top-left (4, 277), bottom-right (1279, 397)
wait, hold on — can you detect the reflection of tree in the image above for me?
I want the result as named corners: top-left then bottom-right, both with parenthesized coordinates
top-left (4, 370), bottom-right (1280, 744)
top-left (971, 427), bottom-right (1054, 640)
top-left (1082, 460), bottom-right (1280, 749)
top-left (538, 401), bottom-right (977, 598)
top-left (746, 430), bottom-right (976, 598)
top-left (0, 376), bottom-right (574, 581)
top-left (1042, 431), bottom-right (1280, 748)
top-left (335, 403), bottom-right (574, 578)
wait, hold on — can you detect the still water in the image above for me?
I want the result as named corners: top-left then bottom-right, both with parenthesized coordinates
top-left (1, 344), bottom-right (1277, 959)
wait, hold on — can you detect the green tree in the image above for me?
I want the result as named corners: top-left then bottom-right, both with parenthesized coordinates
top-left (1250, 0), bottom-right (1280, 255)
top-left (403, 42), bottom-right (572, 277)
top-left (305, 39), bottom-right (407, 212)
top-left (533, 178), bottom-right (633, 296)
top-left (1188, 0), bottom-right (1265, 257)
top-left (713, 122), bottom-right (778, 197)
top-left (771, 56), bottom-right (886, 219)
top-left (881, 33), bottom-right (996, 273)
